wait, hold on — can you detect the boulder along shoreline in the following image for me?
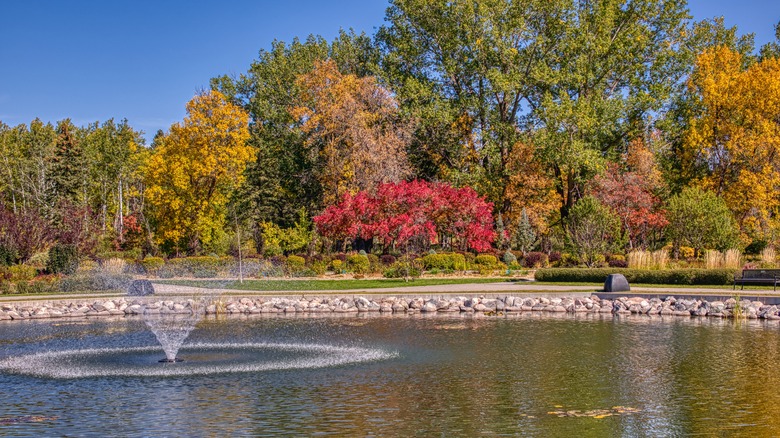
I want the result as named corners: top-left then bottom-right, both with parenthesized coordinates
top-left (1, 294), bottom-right (779, 321)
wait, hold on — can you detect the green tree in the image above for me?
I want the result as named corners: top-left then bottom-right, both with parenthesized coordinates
top-left (665, 187), bottom-right (738, 258)
top-left (50, 119), bottom-right (85, 204)
top-left (567, 196), bottom-right (621, 267)
top-left (379, 0), bottom-right (689, 218)
top-left (512, 208), bottom-right (536, 255)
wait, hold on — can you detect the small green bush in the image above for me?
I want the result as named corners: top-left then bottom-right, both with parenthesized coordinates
top-left (8, 264), bottom-right (37, 282)
top-left (310, 261), bottom-right (328, 275)
top-left (383, 264), bottom-right (421, 279)
top-left (48, 244), bottom-right (79, 275)
top-left (186, 256), bottom-right (223, 278)
top-left (286, 255), bottom-right (306, 273)
top-left (534, 268), bottom-right (738, 285)
top-left (346, 254), bottom-right (370, 274)
top-left (140, 256), bottom-right (165, 276)
top-left (422, 253), bottom-right (467, 271)
top-left (474, 254), bottom-right (499, 268)
top-left (331, 259), bottom-right (344, 272)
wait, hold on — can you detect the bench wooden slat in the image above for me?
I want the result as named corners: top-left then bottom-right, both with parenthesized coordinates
top-left (734, 269), bottom-right (780, 291)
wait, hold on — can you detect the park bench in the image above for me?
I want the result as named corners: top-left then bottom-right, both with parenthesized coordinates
top-left (733, 269), bottom-right (780, 291)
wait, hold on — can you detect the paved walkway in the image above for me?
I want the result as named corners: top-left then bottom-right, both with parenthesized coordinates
top-left (150, 282), bottom-right (750, 298)
top-left (0, 281), bottom-right (772, 303)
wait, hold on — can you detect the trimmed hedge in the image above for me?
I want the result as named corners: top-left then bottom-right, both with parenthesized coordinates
top-left (534, 268), bottom-right (739, 285)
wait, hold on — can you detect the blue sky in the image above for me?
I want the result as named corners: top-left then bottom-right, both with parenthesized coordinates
top-left (1, 0), bottom-right (778, 143)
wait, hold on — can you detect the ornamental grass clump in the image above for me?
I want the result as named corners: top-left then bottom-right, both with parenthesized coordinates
top-left (627, 250), bottom-right (668, 270)
top-left (100, 258), bottom-right (127, 275)
top-left (761, 247), bottom-right (776, 267)
top-left (705, 249), bottom-right (742, 269)
top-left (723, 249), bottom-right (742, 269)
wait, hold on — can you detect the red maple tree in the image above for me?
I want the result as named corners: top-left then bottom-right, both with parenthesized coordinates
top-left (592, 164), bottom-right (667, 249)
top-left (314, 180), bottom-right (495, 252)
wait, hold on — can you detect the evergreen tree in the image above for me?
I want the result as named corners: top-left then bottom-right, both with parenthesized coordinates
top-left (512, 208), bottom-right (536, 255)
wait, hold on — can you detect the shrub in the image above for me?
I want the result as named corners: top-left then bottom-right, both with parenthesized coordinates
top-left (422, 253), bottom-right (467, 271)
top-left (474, 254), bottom-right (499, 268)
top-left (534, 268), bottom-right (738, 285)
top-left (383, 263), bottom-right (421, 279)
top-left (331, 259), bottom-right (344, 272)
top-left (522, 252), bottom-right (548, 268)
top-left (367, 254), bottom-right (381, 273)
top-left (48, 244), bottom-right (79, 275)
top-left (186, 256), bottom-right (223, 278)
top-left (26, 251), bottom-right (49, 270)
top-left (77, 259), bottom-right (100, 273)
top-left (380, 254), bottom-right (396, 265)
top-left (15, 275), bottom-right (60, 294)
top-left (268, 255), bottom-right (287, 267)
top-left (346, 254), bottom-right (370, 274)
top-left (332, 253), bottom-right (347, 262)
top-left (503, 250), bottom-right (518, 265)
top-left (310, 261), bottom-right (328, 275)
top-left (286, 255), bottom-right (306, 273)
top-left (608, 259), bottom-right (628, 268)
top-left (140, 256), bottom-right (165, 276)
top-left (0, 244), bottom-right (15, 267)
top-left (8, 264), bottom-right (37, 282)
top-left (548, 251), bottom-right (562, 264)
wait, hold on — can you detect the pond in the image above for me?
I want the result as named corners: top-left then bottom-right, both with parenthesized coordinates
top-left (1, 312), bottom-right (779, 436)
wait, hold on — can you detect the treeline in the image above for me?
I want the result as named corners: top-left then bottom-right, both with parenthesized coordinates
top-left (3, 0), bottom-right (780, 269)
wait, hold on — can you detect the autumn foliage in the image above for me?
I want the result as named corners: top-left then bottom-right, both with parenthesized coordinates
top-left (145, 90), bottom-right (253, 254)
top-left (314, 180), bottom-right (495, 252)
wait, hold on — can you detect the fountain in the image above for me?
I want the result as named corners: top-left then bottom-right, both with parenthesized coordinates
top-left (144, 313), bottom-right (200, 362)
top-left (135, 281), bottom-right (204, 363)
top-left (0, 280), bottom-right (397, 379)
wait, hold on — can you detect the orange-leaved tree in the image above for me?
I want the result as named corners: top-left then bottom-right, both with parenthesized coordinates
top-left (290, 59), bottom-right (412, 205)
top-left (145, 90), bottom-right (252, 254)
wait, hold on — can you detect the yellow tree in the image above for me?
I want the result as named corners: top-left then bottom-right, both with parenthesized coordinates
top-left (290, 59), bottom-right (412, 205)
top-left (145, 90), bottom-right (252, 254)
top-left (684, 46), bottom-right (780, 239)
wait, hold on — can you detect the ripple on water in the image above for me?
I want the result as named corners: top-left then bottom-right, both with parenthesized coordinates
top-left (0, 342), bottom-right (398, 379)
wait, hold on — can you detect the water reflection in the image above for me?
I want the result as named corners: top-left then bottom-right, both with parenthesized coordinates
top-left (1, 313), bottom-right (780, 436)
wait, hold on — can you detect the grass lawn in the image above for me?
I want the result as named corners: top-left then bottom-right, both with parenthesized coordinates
top-left (157, 277), bottom-right (508, 291)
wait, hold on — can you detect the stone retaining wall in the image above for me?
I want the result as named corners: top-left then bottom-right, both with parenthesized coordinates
top-left (1, 294), bottom-right (779, 321)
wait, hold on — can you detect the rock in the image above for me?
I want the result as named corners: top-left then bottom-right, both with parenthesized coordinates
top-left (421, 301), bottom-right (438, 313)
top-left (604, 274), bottom-right (630, 292)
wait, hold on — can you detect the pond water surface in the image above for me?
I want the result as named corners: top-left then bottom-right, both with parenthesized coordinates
top-left (1, 313), bottom-right (780, 436)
